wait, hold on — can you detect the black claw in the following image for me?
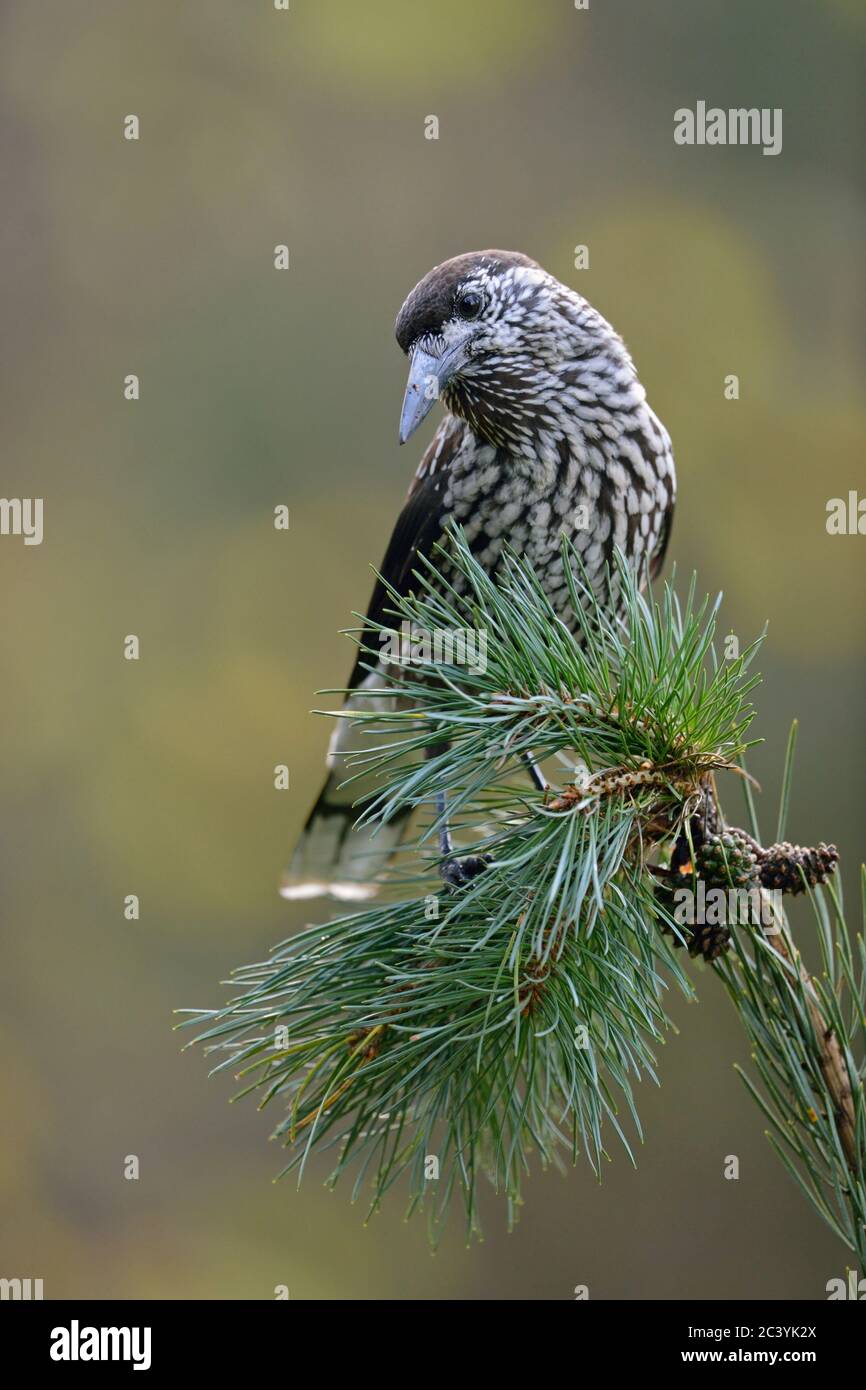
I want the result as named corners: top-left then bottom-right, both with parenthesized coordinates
top-left (440, 854), bottom-right (491, 889)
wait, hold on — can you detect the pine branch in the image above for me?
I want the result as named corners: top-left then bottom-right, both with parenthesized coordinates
top-left (709, 850), bottom-right (864, 1263)
top-left (179, 529), bottom-right (865, 1256)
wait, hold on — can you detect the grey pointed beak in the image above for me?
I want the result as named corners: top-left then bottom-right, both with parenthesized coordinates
top-left (398, 341), bottom-right (468, 445)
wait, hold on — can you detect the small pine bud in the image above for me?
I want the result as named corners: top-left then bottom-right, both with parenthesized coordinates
top-left (696, 829), bottom-right (759, 889)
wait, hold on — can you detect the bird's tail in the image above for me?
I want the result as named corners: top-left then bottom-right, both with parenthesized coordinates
top-left (279, 670), bottom-right (412, 902)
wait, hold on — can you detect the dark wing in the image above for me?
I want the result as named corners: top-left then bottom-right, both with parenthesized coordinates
top-left (345, 415), bottom-right (465, 692)
top-left (649, 490), bottom-right (674, 581)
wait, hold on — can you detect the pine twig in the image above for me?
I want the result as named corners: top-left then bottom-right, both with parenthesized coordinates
top-left (754, 896), bottom-right (857, 1174)
top-left (180, 531), bottom-right (864, 1253)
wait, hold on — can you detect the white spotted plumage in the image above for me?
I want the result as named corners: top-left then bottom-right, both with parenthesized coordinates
top-left (282, 250), bottom-right (676, 900)
top-left (403, 257), bottom-right (674, 630)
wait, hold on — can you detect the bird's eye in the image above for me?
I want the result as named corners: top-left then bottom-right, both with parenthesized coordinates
top-left (455, 289), bottom-right (483, 320)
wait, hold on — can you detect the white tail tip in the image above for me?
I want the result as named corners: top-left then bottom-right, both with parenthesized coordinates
top-left (279, 879), bottom-right (380, 903)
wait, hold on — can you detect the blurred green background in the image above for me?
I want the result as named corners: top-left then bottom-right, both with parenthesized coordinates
top-left (1, 0), bottom-right (863, 1299)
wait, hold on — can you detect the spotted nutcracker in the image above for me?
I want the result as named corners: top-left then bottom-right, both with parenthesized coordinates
top-left (282, 250), bottom-right (676, 901)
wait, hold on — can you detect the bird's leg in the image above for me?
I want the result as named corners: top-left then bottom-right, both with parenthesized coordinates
top-left (431, 748), bottom-right (544, 888)
top-left (522, 750), bottom-right (547, 794)
top-left (426, 742), bottom-right (489, 889)
top-left (434, 789), bottom-right (455, 858)
top-left (436, 791), bottom-right (490, 888)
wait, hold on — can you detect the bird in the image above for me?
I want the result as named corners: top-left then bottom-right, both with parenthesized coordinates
top-left (281, 249), bottom-right (675, 902)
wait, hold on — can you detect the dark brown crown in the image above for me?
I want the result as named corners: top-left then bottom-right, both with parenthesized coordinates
top-left (395, 250), bottom-right (539, 352)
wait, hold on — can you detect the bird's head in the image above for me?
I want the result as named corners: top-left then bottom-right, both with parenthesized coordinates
top-left (395, 250), bottom-right (634, 451)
